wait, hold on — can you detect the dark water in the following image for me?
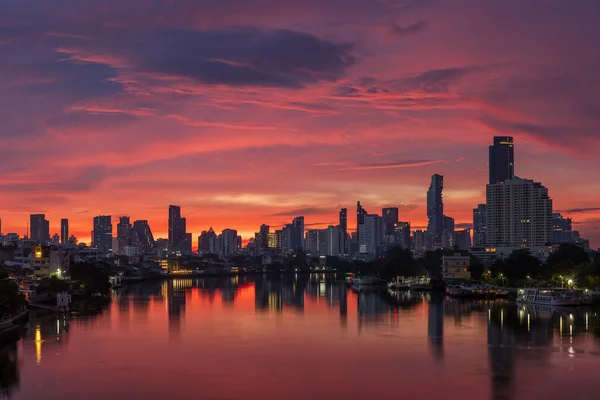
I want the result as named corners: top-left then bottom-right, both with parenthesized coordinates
top-left (3, 275), bottom-right (600, 400)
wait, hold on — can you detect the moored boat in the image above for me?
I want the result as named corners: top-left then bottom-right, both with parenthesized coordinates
top-left (516, 288), bottom-right (581, 306)
top-left (351, 276), bottom-right (387, 291)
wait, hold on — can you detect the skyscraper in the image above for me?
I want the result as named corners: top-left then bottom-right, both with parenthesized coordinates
top-left (356, 201), bottom-right (367, 243)
top-left (489, 136), bottom-right (515, 185)
top-left (382, 207), bottom-right (399, 236)
top-left (473, 204), bottom-right (487, 246)
top-left (427, 174), bottom-right (444, 248)
top-left (443, 215), bottom-right (455, 248)
top-left (358, 214), bottom-right (385, 256)
top-left (221, 229), bottom-right (238, 256)
top-left (117, 216), bottom-right (132, 253)
top-left (393, 222), bottom-right (411, 249)
top-left (339, 208), bottom-right (347, 254)
top-left (30, 214), bottom-right (49, 243)
top-left (60, 219), bottom-right (68, 246)
top-left (92, 215), bottom-right (113, 251)
top-left (552, 213), bottom-right (573, 244)
top-left (486, 177), bottom-right (553, 248)
top-left (292, 216), bottom-right (304, 251)
top-left (168, 205), bottom-right (188, 250)
top-left (305, 229), bottom-right (323, 255)
top-left (455, 229), bottom-right (472, 250)
top-left (131, 220), bottom-right (155, 253)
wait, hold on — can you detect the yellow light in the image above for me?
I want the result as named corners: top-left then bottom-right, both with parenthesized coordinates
top-left (35, 325), bottom-right (42, 364)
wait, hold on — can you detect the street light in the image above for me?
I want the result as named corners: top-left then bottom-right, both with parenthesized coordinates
top-left (568, 279), bottom-right (574, 287)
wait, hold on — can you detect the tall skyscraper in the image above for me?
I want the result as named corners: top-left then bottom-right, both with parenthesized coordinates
top-left (117, 216), bottom-right (132, 253)
top-left (60, 219), bottom-right (68, 246)
top-left (489, 136), bottom-right (515, 184)
top-left (382, 207), bottom-right (399, 236)
top-left (358, 214), bottom-right (385, 256)
top-left (356, 202), bottom-right (367, 243)
top-left (168, 205), bottom-right (188, 250)
top-left (323, 225), bottom-right (343, 256)
top-left (292, 216), bottom-right (304, 251)
top-left (455, 229), bottom-right (472, 250)
top-left (131, 220), bottom-right (155, 253)
top-left (221, 229), bottom-right (238, 256)
top-left (30, 214), bottom-right (49, 243)
top-left (339, 208), bottom-right (347, 254)
top-left (427, 174), bottom-right (444, 248)
top-left (305, 229), bottom-right (323, 255)
top-left (198, 228), bottom-right (218, 254)
top-left (473, 204), bottom-right (487, 246)
top-left (93, 215), bottom-right (113, 251)
top-left (486, 177), bottom-right (553, 248)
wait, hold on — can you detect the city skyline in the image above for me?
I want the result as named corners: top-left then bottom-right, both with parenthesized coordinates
top-left (1, 1), bottom-right (599, 248)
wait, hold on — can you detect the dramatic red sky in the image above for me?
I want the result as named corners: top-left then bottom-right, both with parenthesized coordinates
top-left (1, 0), bottom-right (599, 249)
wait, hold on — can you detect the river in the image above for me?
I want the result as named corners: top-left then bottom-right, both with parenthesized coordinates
top-left (3, 274), bottom-right (600, 399)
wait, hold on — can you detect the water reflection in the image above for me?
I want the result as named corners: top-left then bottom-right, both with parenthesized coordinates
top-left (4, 275), bottom-right (600, 399)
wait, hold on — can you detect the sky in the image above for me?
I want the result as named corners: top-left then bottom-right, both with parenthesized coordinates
top-left (1, 0), bottom-right (599, 249)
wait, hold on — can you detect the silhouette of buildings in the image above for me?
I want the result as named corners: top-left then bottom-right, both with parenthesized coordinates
top-left (489, 136), bottom-right (515, 185)
top-left (60, 219), bottom-right (68, 246)
top-left (92, 215), bottom-right (112, 251)
top-left (427, 174), bottom-right (444, 249)
top-left (473, 204), bottom-right (487, 246)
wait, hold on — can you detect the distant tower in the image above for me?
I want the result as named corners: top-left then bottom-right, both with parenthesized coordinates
top-left (60, 219), bottom-right (69, 246)
top-left (489, 136), bottom-right (514, 184)
top-left (427, 174), bottom-right (444, 248)
top-left (92, 215), bottom-right (113, 251)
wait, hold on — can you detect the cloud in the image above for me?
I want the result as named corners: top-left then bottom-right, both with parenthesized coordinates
top-left (271, 207), bottom-right (333, 216)
top-left (339, 159), bottom-right (444, 171)
top-left (391, 67), bottom-right (483, 94)
top-left (61, 28), bottom-right (356, 88)
top-left (389, 20), bottom-right (427, 37)
top-left (561, 207), bottom-right (600, 214)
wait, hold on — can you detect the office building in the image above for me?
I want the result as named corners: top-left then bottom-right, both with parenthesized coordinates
top-left (305, 229), bottom-right (323, 255)
top-left (339, 208), bottom-right (347, 254)
top-left (486, 177), bottom-right (553, 248)
top-left (198, 228), bottom-right (218, 254)
top-left (131, 220), bottom-right (155, 253)
top-left (443, 215), bottom-right (455, 248)
top-left (455, 229), bottom-right (472, 250)
top-left (427, 174), bottom-right (444, 248)
top-left (221, 229), bottom-right (238, 256)
top-left (393, 222), bottom-right (411, 249)
top-left (489, 136), bottom-right (514, 184)
top-left (30, 214), bottom-right (49, 244)
top-left (92, 215), bottom-right (113, 251)
top-left (168, 205), bottom-right (188, 251)
top-left (117, 217), bottom-right (132, 254)
top-left (356, 202), bottom-right (367, 243)
top-left (413, 230), bottom-right (427, 254)
top-left (292, 216), bottom-right (304, 251)
top-left (60, 219), bottom-right (68, 246)
top-left (473, 204), bottom-right (487, 246)
top-left (552, 213), bottom-right (573, 244)
top-left (323, 225), bottom-right (343, 256)
top-left (358, 214), bottom-right (385, 256)
top-left (382, 207), bottom-right (399, 236)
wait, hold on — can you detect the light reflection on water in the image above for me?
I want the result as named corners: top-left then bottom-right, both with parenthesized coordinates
top-left (3, 274), bottom-right (600, 400)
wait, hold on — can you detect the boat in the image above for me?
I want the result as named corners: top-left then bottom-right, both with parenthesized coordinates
top-left (351, 276), bottom-right (387, 291)
top-left (388, 281), bottom-right (410, 290)
top-left (516, 288), bottom-right (582, 306)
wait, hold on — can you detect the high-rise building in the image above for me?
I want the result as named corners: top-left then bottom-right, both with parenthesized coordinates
top-left (60, 219), bottom-right (68, 246)
top-left (382, 207), bottom-right (399, 236)
top-left (198, 228), bottom-right (217, 254)
top-left (412, 230), bottom-right (427, 253)
top-left (552, 213), bottom-right (573, 244)
top-left (30, 214), bottom-right (49, 243)
top-left (323, 225), bottom-right (343, 256)
top-left (489, 136), bottom-right (514, 185)
top-left (292, 216), bottom-right (304, 251)
top-left (393, 222), bottom-right (411, 249)
top-left (358, 214), bottom-right (385, 256)
top-left (427, 174), bottom-right (444, 248)
top-left (486, 177), bottom-right (553, 248)
top-left (339, 208), bottom-right (347, 255)
top-left (117, 217), bottom-right (132, 253)
top-left (131, 220), bottom-right (155, 253)
top-left (92, 215), bottom-right (113, 251)
top-left (168, 205), bottom-right (189, 251)
top-left (473, 204), bottom-right (487, 246)
top-left (221, 229), bottom-right (238, 256)
top-left (274, 230), bottom-right (283, 251)
top-left (443, 215), bottom-right (455, 248)
top-left (455, 229), bottom-right (472, 250)
top-left (305, 229), bottom-right (323, 255)
top-left (356, 202), bottom-right (367, 243)
top-left (255, 224), bottom-right (270, 252)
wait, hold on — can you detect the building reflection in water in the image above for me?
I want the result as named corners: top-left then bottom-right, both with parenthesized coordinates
top-left (0, 341), bottom-right (19, 398)
top-left (428, 292), bottom-right (444, 361)
top-left (166, 278), bottom-right (193, 336)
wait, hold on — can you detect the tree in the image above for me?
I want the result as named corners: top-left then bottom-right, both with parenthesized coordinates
top-left (546, 243), bottom-right (590, 267)
top-left (70, 262), bottom-right (110, 295)
top-left (36, 276), bottom-right (69, 294)
top-left (493, 249), bottom-right (542, 285)
top-left (468, 256), bottom-right (485, 281)
top-left (0, 269), bottom-right (27, 317)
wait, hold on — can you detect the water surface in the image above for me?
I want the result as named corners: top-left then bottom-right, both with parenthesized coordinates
top-left (4, 275), bottom-right (600, 399)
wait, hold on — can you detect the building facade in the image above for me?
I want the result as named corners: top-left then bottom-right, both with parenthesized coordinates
top-left (427, 174), bottom-right (444, 248)
top-left (92, 215), bottom-right (113, 251)
top-left (489, 136), bottom-right (514, 185)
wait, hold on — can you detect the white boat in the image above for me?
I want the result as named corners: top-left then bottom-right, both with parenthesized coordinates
top-left (388, 281), bottom-right (410, 290)
top-left (351, 276), bottom-right (387, 291)
top-left (517, 288), bottom-right (581, 306)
